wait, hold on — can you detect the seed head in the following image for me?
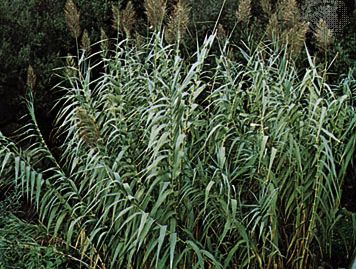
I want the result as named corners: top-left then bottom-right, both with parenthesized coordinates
top-left (315, 19), bottom-right (334, 52)
top-left (112, 5), bottom-right (120, 30)
top-left (81, 29), bottom-right (91, 53)
top-left (76, 107), bottom-right (101, 148)
top-left (135, 33), bottom-right (145, 48)
top-left (266, 13), bottom-right (279, 40)
top-left (65, 54), bottom-right (77, 77)
top-left (216, 23), bottom-right (227, 40)
top-left (260, 0), bottom-right (272, 15)
top-left (121, 1), bottom-right (136, 37)
top-left (285, 21), bottom-right (309, 58)
top-left (165, 0), bottom-right (190, 44)
top-left (64, 0), bottom-right (81, 39)
top-left (277, 0), bottom-right (300, 27)
top-left (144, 0), bottom-right (167, 30)
top-left (236, 0), bottom-right (251, 23)
top-left (100, 28), bottom-right (109, 53)
top-left (26, 65), bottom-right (37, 89)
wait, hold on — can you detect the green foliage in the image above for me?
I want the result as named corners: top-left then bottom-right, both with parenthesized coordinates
top-left (0, 215), bottom-right (67, 269)
top-left (0, 138), bottom-right (68, 268)
top-left (327, 24), bottom-right (356, 82)
top-left (0, 31), bottom-right (355, 268)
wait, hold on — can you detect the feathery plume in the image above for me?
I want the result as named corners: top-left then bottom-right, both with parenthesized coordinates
top-left (165, 0), bottom-right (190, 44)
top-left (64, 0), bottom-right (81, 39)
top-left (216, 23), bottom-right (227, 40)
top-left (76, 107), bottom-right (101, 148)
top-left (266, 13), bottom-right (279, 40)
top-left (315, 19), bottom-right (333, 52)
top-left (144, 0), bottom-right (167, 30)
top-left (135, 33), bottom-right (144, 48)
top-left (100, 28), bottom-right (109, 53)
top-left (236, 0), bottom-right (251, 23)
top-left (26, 65), bottom-right (36, 89)
top-left (81, 29), bottom-right (91, 53)
top-left (277, 0), bottom-right (299, 27)
top-left (120, 1), bottom-right (136, 37)
top-left (112, 5), bottom-right (120, 30)
top-left (285, 21), bottom-right (309, 57)
top-left (65, 54), bottom-right (76, 77)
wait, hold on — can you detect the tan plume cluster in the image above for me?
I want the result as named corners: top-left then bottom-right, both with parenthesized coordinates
top-left (144, 0), bottom-right (166, 29)
top-left (76, 107), bottom-right (101, 148)
top-left (81, 29), bottom-right (91, 53)
top-left (165, 0), bottom-right (190, 44)
top-left (236, 0), bottom-right (251, 23)
top-left (265, 0), bottom-right (308, 58)
top-left (315, 19), bottom-right (333, 52)
top-left (26, 65), bottom-right (37, 89)
top-left (64, 0), bottom-right (81, 39)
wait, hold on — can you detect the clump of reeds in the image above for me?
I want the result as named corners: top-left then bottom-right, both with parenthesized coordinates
top-left (165, 0), bottom-right (190, 44)
top-left (64, 0), bottom-right (81, 39)
top-left (144, 0), bottom-right (166, 30)
top-left (5, 31), bottom-right (355, 269)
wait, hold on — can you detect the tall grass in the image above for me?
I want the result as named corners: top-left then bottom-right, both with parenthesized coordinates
top-left (0, 32), bottom-right (355, 268)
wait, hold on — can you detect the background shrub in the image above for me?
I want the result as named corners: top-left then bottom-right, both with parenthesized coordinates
top-left (0, 0), bottom-right (115, 135)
